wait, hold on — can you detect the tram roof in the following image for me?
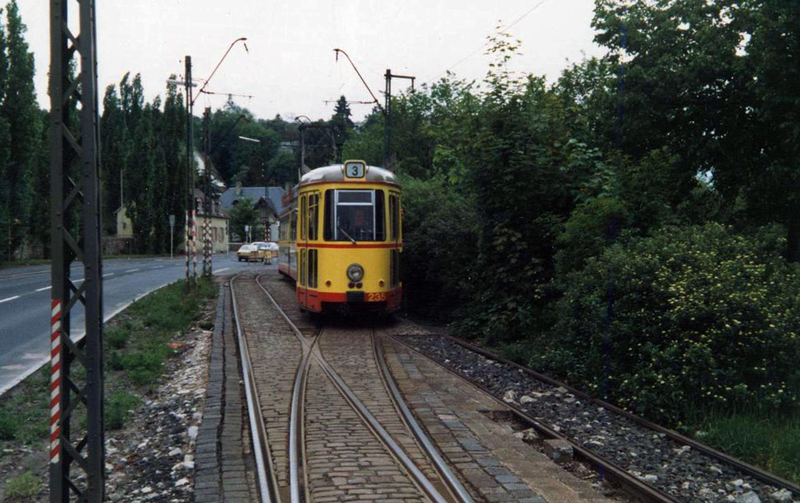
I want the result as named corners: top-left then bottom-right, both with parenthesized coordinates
top-left (299, 164), bottom-right (398, 185)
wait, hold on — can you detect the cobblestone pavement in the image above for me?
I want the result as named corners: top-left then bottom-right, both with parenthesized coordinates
top-left (305, 358), bottom-right (429, 503)
top-left (220, 270), bottom-right (619, 503)
top-left (235, 275), bottom-right (304, 488)
top-left (380, 330), bottom-right (614, 503)
top-left (195, 282), bottom-right (259, 503)
top-left (318, 325), bottom-right (439, 482)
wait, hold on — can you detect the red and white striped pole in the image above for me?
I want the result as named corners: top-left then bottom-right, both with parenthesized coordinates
top-left (192, 210), bottom-right (198, 281)
top-left (185, 211), bottom-right (190, 285)
top-left (49, 300), bottom-right (62, 465)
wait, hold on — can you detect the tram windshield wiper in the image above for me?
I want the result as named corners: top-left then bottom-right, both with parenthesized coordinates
top-left (338, 226), bottom-right (357, 244)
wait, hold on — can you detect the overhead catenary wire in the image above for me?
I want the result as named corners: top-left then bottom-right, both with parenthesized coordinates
top-left (420, 0), bottom-right (551, 87)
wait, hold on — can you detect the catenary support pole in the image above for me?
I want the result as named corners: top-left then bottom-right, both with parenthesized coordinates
top-left (49, 0), bottom-right (105, 501)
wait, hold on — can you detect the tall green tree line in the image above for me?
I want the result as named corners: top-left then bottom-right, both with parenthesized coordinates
top-left (0, 1), bottom-right (45, 264)
top-left (100, 74), bottom-right (188, 254)
top-left (341, 0), bottom-right (800, 426)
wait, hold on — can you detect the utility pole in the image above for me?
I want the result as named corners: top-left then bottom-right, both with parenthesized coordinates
top-left (49, 0), bottom-right (104, 501)
top-left (297, 121), bottom-right (337, 178)
top-left (203, 107), bottom-right (212, 277)
top-left (384, 69), bottom-right (415, 171)
top-left (184, 56), bottom-right (196, 289)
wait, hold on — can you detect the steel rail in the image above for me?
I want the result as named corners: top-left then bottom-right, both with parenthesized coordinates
top-left (288, 326), bottom-right (316, 503)
top-left (254, 276), bottom-right (454, 503)
top-left (230, 274), bottom-right (281, 503)
top-left (439, 333), bottom-right (800, 498)
top-left (373, 333), bottom-right (474, 503)
top-left (388, 335), bottom-right (680, 503)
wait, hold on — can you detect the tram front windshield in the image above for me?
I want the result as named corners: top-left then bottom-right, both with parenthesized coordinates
top-left (325, 189), bottom-right (385, 242)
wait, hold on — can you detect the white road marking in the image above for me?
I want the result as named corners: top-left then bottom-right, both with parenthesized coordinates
top-left (0, 296), bottom-right (20, 304)
top-left (1, 365), bottom-right (26, 370)
top-left (103, 273), bottom-right (114, 278)
top-left (0, 280), bottom-right (174, 398)
top-left (151, 266), bottom-right (164, 269)
top-left (125, 269), bottom-right (140, 273)
top-left (213, 268), bottom-right (230, 274)
top-left (36, 286), bottom-right (52, 292)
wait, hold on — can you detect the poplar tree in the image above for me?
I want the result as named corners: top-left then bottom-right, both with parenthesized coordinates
top-left (0, 6), bottom-right (10, 263)
top-left (0, 1), bottom-right (37, 261)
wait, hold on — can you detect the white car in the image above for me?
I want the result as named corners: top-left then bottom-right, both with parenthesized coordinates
top-left (236, 244), bottom-right (257, 262)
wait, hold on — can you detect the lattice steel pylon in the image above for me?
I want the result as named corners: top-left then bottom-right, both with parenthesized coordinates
top-left (49, 0), bottom-right (105, 502)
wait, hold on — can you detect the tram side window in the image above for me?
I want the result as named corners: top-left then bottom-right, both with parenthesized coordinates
top-left (290, 209), bottom-right (297, 241)
top-left (323, 189), bottom-right (385, 242)
top-left (308, 194), bottom-right (319, 240)
top-left (324, 191), bottom-right (334, 241)
top-left (300, 196), bottom-right (307, 240)
top-left (308, 249), bottom-right (317, 288)
top-left (299, 249), bottom-right (306, 286)
top-left (279, 216), bottom-right (288, 240)
top-left (389, 195), bottom-right (400, 241)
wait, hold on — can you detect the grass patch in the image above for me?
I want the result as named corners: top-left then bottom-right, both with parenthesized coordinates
top-left (0, 368), bottom-right (50, 447)
top-left (106, 390), bottom-right (141, 430)
top-left (105, 327), bottom-right (130, 350)
top-left (695, 411), bottom-right (800, 484)
top-left (4, 471), bottom-right (40, 499)
top-left (0, 278), bottom-right (216, 448)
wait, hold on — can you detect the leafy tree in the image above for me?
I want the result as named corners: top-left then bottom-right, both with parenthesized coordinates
top-left (730, 0), bottom-right (800, 259)
top-left (399, 175), bottom-right (479, 319)
top-left (0, 6), bottom-right (9, 264)
top-left (227, 197), bottom-right (262, 242)
top-left (329, 95), bottom-right (353, 156)
top-left (101, 83), bottom-right (130, 235)
top-left (0, 1), bottom-right (37, 260)
top-left (341, 112), bottom-right (383, 167)
top-left (158, 80), bottom-right (187, 246)
top-left (591, 0), bottom-right (755, 225)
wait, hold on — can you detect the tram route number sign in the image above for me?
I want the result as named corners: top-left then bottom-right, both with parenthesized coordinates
top-left (345, 161), bottom-right (365, 179)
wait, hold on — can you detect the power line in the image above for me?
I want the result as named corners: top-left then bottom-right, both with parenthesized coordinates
top-left (423, 0), bottom-right (551, 86)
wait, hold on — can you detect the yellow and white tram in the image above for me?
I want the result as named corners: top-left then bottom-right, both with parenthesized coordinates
top-left (277, 160), bottom-right (402, 313)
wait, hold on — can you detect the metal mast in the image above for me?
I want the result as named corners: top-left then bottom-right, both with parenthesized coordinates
top-left (49, 0), bottom-right (105, 501)
top-left (383, 69), bottom-right (415, 171)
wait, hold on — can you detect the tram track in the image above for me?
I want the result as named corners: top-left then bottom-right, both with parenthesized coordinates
top-left (231, 272), bottom-right (479, 503)
top-left (394, 331), bottom-right (800, 503)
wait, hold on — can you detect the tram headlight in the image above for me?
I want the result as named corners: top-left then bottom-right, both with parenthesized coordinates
top-left (347, 263), bottom-right (364, 282)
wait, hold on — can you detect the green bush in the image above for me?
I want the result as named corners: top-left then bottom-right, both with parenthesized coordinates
top-left (106, 390), bottom-right (140, 430)
top-left (121, 348), bottom-right (169, 386)
top-left (4, 471), bottom-right (40, 498)
top-left (0, 411), bottom-right (18, 440)
top-left (540, 223), bottom-right (800, 424)
top-left (399, 175), bottom-right (480, 319)
top-left (106, 327), bottom-right (129, 349)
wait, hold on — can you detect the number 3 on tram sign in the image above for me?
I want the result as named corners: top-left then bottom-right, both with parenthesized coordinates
top-left (345, 160), bottom-right (365, 179)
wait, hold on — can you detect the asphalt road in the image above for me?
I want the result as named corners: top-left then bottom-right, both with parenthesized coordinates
top-left (0, 253), bottom-right (271, 395)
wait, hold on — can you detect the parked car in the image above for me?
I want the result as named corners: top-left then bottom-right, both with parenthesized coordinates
top-left (236, 244), bottom-right (258, 262)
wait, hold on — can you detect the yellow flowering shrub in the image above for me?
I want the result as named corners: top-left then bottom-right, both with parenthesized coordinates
top-left (542, 223), bottom-right (800, 423)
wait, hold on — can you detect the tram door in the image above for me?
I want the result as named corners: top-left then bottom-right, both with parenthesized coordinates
top-left (389, 192), bottom-right (401, 307)
top-left (300, 193), bottom-right (319, 309)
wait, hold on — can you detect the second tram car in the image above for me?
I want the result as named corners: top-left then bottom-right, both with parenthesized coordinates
top-left (277, 160), bottom-right (402, 313)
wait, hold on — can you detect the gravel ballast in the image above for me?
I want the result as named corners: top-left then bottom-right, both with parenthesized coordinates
top-left (401, 332), bottom-right (798, 503)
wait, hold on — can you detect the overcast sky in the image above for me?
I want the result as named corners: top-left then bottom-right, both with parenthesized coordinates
top-left (17, 0), bottom-right (605, 122)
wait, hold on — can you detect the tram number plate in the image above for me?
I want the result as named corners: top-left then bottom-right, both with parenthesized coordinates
top-left (367, 292), bottom-right (387, 302)
top-left (345, 161), bottom-right (365, 178)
